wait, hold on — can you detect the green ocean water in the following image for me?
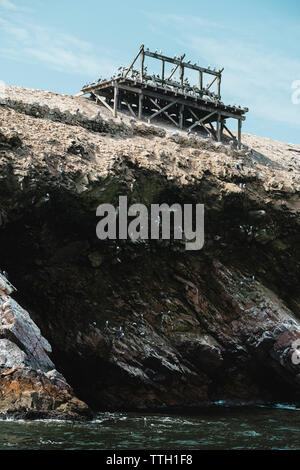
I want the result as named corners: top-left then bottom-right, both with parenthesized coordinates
top-left (0, 405), bottom-right (299, 450)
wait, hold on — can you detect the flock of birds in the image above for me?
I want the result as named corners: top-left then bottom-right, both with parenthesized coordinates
top-left (149, 48), bottom-right (220, 72)
top-left (81, 48), bottom-right (232, 106)
top-left (82, 66), bottom-right (247, 112)
top-left (80, 47), bottom-right (250, 114)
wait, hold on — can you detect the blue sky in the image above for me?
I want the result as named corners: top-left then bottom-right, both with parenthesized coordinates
top-left (0, 0), bottom-right (299, 144)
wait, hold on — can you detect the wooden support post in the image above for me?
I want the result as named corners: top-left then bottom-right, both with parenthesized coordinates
top-left (217, 75), bottom-right (221, 99)
top-left (179, 104), bottom-right (184, 129)
top-left (188, 111), bottom-right (216, 131)
top-left (148, 100), bottom-right (177, 120)
top-left (179, 63), bottom-right (184, 89)
top-left (221, 119), bottom-right (225, 141)
top-left (208, 122), bottom-right (217, 140)
top-left (140, 48), bottom-right (145, 81)
top-left (206, 69), bottom-right (223, 94)
top-left (223, 124), bottom-right (236, 141)
top-left (217, 113), bottom-right (221, 141)
top-left (124, 100), bottom-right (136, 118)
top-left (93, 94), bottom-right (115, 115)
top-left (124, 44), bottom-right (144, 78)
top-left (114, 85), bottom-right (119, 118)
top-left (167, 53), bottom-right (186, 81)
top-left (238, 119), bottom-right (242, 149)
top-left (199, 71), bottom-right (203, 92)
top-left (161, 60), bottom-right (165, 85)
top-left (138, 93), bottom-right (143, 120)
top-left (148, 98), bottom-right (179, 127)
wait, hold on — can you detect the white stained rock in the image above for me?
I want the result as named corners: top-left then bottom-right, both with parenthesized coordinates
top-left (0, 339), bottom-right (25, 368)
top-left (0, 297), bottom-right (55, 372)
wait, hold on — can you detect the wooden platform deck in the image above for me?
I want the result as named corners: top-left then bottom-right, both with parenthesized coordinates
top-left (80, 45), bottom-right (248, 147)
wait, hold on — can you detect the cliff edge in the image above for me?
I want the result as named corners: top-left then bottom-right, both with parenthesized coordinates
top-left (0, 85), bottom-right (299, 414)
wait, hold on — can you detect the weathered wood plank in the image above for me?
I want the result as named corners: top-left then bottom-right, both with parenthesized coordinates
top-left (93, 94), bottom-right (115, 114)
top-left (144, 51), bottom-right (221, 76)
top-left (113, 86), bottom-right (119, 117)
top-left (124, 44), bottom-right (144, 79)
top-left (188, 111), bottom-right (216, 131)
top-left (238, 119), bottom-right (242, 149)
top-left (148, 99), bottom-right (177, 120)
top-left (124, 100), bottom-right (136, 118)
top-left (148, 98), bottom-right (179, 127)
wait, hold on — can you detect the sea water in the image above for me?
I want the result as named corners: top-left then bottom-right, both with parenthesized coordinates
top-left (0, 405), bottom-right (299, 450)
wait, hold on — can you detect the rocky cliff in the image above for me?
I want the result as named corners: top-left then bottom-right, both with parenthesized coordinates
top-left (0, 85), bottom-right (299, 416)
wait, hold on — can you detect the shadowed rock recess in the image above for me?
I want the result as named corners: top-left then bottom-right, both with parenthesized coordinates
top-left (0, 86), bottom-right (300, 417)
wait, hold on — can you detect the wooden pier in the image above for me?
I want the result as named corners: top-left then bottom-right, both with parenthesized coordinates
top-left (80, 45), bottom-right (248, 148)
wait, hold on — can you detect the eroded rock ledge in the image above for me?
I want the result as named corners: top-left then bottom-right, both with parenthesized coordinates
top-left (0, 274), bottom-right (91, 419)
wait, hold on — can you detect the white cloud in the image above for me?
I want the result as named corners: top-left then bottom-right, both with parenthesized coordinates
top-left (0, 14), bottom-right (117, 78)
top-left (0, 0), bottom-right (17, 10)
top-left (0, 16), bottom-right (28, 40)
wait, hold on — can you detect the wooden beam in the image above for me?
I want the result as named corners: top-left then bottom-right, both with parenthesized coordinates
top-left (167, 54), bottom-right (186, 80)
top-left (124, 44), bottom-right (144, 79)
top-left (179, 64), bottom-right (184, 88)
top-left (208, 122), bottom-right (217, 140)
top-left (179, 104), bottom-right (184, 129)
top-left (199, 71), bottom-right (203, 91)
top-left (113, 86), bottom-right (119, 117)
top-left (221, 119), bottom-right (224, 141)
top-left (116, 85), bottom-right (245, 120)
top-left (205, 124), bottom-right (216, 138)
top-left (93, 94), bottom-right (114, 115)
top-left (148, 99), bottom-right (177, 120)
top-left (144, 50), bottom-right (221, 76)
top-left (188, 108), bottom-right (200, 121)
top-left (238, 119), bottom-right (242, 149)
top-left (201, 124), bottom-right (210, 135)
top-left (188, 111), bottom-right (216, 131)
top-left (217, 76), bottom-right (222, 99)
top-left (138, 93), bottom-right (143, 119)
top-left (148, 98), bottom-right (179, 127)
top-left (161, 60), bottom-right (165, 84)
top-left (140, 48), bottom-right (145, 81)
top-left (206, 68), bottom-right (224, 91)
top-left (124, 100), bottom-right (136, 118)
top-left (223, 124), bottom-right (236, 141)
top-left (217, 113), bottom-right (221, 141)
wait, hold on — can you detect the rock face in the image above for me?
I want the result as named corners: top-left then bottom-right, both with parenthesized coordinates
top-left (0, 86), bottom-right (300, 412)
top-left (0, 274), bottom-right (91, 419)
